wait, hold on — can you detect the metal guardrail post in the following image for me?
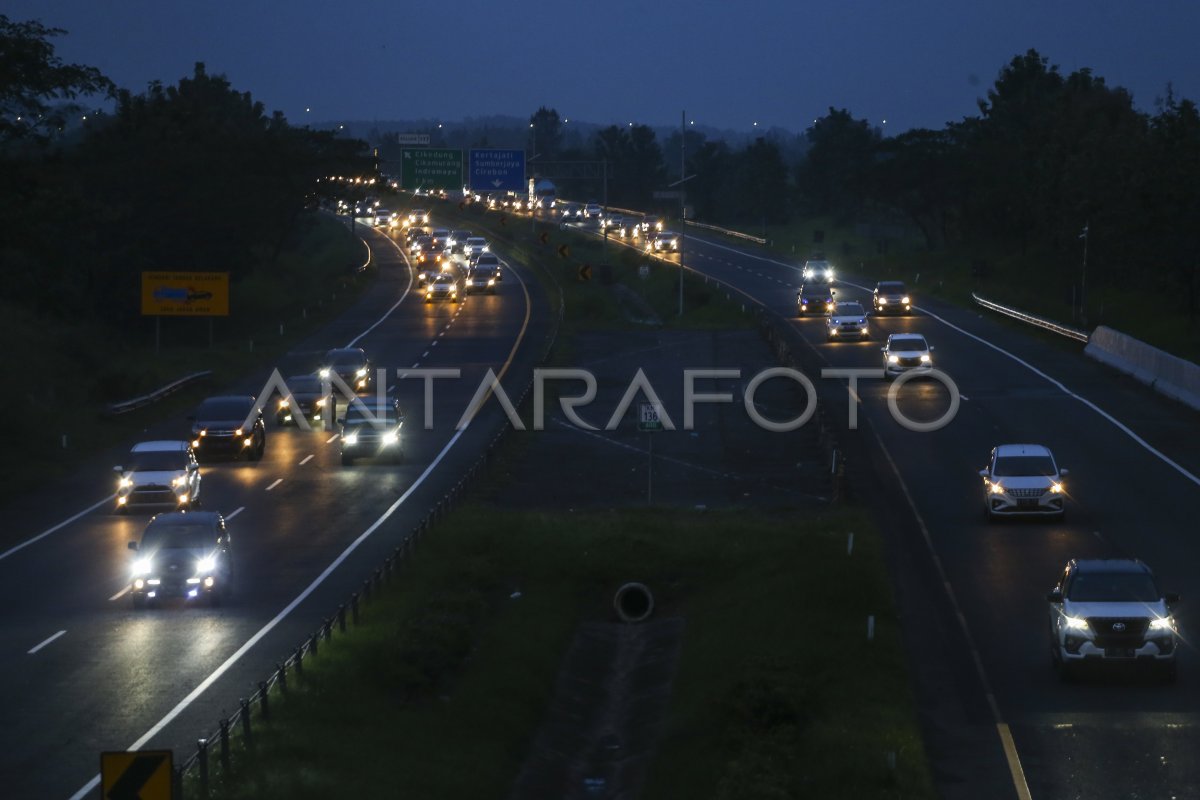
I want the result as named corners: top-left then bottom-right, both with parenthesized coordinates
top-left (295, 646), bottom-right (304, 677)
top-left (218, 718), bottom-right (230, 773)
top-left (310, 632), bottom-right (318, 657)
top-left (277, 662), bottom-right (287, 694)
top-left (338, 604), bottom-right (347, 633)
top-left (197, 738), bottom-right (209, 798)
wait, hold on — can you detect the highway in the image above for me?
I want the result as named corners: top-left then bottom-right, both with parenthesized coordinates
top-left (0, 222), bottom-right (551, 799)
top-left (643, 229), bottom-right (1200, 800)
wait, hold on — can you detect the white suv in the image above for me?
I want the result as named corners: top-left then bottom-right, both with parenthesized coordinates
top-left (114, 441), bottom-right (201, 513)
top-left (881, 333), bottom-right (933, 379)
top-left (979, 443), bottom-right (1068, 520)
top-left (1047, 559), bottom-right (1179, 682)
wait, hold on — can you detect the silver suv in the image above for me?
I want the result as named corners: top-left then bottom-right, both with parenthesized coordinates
top-left (979, 443), bottom-right (1067, 520)
top-left (1047, 559), bottom-right (1179, 682)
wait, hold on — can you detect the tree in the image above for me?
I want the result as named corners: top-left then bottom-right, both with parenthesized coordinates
top-left (797, 108), bottom-right (880, 220)
top-left (528, 106), bottom-right (562, 160)
top-left (0, 14), bottom-right (114, 145)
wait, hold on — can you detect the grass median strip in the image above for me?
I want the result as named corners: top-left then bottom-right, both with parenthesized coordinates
top-left (200, 507), bottom-right (934, 799)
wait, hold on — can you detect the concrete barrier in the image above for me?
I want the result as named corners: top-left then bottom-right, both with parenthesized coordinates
top-left (1085, 326), bottom-right (1200, 412)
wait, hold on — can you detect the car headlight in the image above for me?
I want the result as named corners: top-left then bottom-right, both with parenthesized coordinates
top-left (344, 432), bottom-right (358, 446)
top-left (989, 481), bottom-right (1005, 494)
top-left (118, 476), bottom-right (133, 489)
top-left (858, 319), bottom-right (866, 325)
top-left (131, 557), bottom-right (153, 577)
top-left (315, 398), bottom-right (325, 407)
top-left (278, 398), bottom-right (289, 408)
top-left (196, 555), bottom-right (217, 573)
top-left (1150, 616), bottom-right (1176, 631)
top-left (192, 439), bottom-right (201, 448)
top-left (920, 354), bottom-right (932, 363)
top-left (487, 279), bottom-right (495, 286)
top-left (319, 368), bottom-right (331, 378)
top-left (902, 296), bottom-right (911, 304)
top-left (879, 297), bottom-right (888, 304)
top-left (197, 429), bottom-right (207, 437)
top-left (234, 428), bottom-right (243, 437)
top-left (172, 475), bottom-right (187, 487)
top-left (383, 431), bottom-right (398, 445)
top-left (829, 328), bottom-right (839, 335)
top-left (1064, 616), bottom-right (1089, 631)
top-left (1050, 482), bottom-right (1065, 494)
top-left (888, 355), bottom-right (899, 364)
top-left (356, 368), bottom-right (368, 377)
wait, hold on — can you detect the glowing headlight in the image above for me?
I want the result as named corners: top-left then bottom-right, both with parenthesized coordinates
top-left (198, 430), bottom-right (207, 437)
top-left (171, 475), bottom-right (186, 487)
top-left (383, 431), bottom-right (399, 445)
top-left (1050, 482), bottom-right (1065, 494)
top-left (118, 476), bottom-right (133, 489)
top-left (902, 296), bottom-right (911, 304)
top-left (234, 428), bottom-right (243, 437)
top-left (920, 354), bottom-right (932, 363)
top-left (830, 328), bottom-right (840, 335)
top-left (319, 368), bottom-right (331, 379)
top-left (879, 297), bottom-right (888, 304)
top-left (989, 482), bottom-right (1005, 494)
top-left (1064, 616), bottom-right (1089, 630)
top-left (177, 493), bottom-right (188, 504)
top-left (1150, 616), bottom-right (1176, 631)
top-left (196, 555), bottom-right (217, 573)
top-left (316, 398), bottom-right (326, 407)
top-left (888, 355), bottom-right (899, 364)
top-left (356, 368), bottom-right (368, 377)
top-left (192, 439), bottom-right (201, 448)
top-left (278, 398), bottom-right (289, 408)
top-left (131, 557), bottom-right (153, 577)
top-left (488, 279), bottom-right (495, 286)
top-left (344, 432), bottom-right (358, 446)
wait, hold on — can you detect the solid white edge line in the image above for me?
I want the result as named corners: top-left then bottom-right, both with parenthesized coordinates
top-left (326, 434), bottom-right (339, 444)
top-left (0, 495), bottom-right (115, 563)
top-left (299, 454), bottom-right (314, 466)
top-left (109, 586), bottom-right (131, 602)
top-left (344, 233), bottom-right (414, 348)
top-left (226, 506), bottom-right (245, 521)
top-left (265, 479), bottom-right (283, 492)
top-left (70, 227), bottom-right (538, 800)
top-left (27, 630), bottom-right (66, 655)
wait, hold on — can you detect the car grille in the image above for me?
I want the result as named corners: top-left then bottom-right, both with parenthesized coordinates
top-left (1088, 617), bottom-right (1149, 648)
top-left (129, 486), bottom-right (177, 504)
top-left (897, 357), bottom-right (924, 367)
top-left (1007, 487), bottom-right (1045, 498)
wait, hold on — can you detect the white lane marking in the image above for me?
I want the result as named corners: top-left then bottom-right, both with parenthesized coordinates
top-left (28, 631), bottom-right (66, 655)
top-left (68, 241), bottom-right (537, 800)
top-left (411, 362), bottom-right (420, 369)
top-left (265, 479), bottom-right (283, 492)
top-left (695, 237), bottom-right (1200, 489)
top-left (431, 340), bottom-right (439, 347)
top-left (109, 586), bottom-right (131, 601)
top-left (0, 495), bottom-right (115, 564)
top-left (326, 434), bottom-right (339, 444)
top-left (299, 454), bottom-right (314, 466)
top-left (226, 506), bottom-right (245, 520)
top-left (438, 331), bottom-right (445, 337)
top-left (344, 234), bottom-right (414, 348)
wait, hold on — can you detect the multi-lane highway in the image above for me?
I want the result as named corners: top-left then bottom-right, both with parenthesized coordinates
top-left (653, 230), bottom-right (1200, 800)
top-left (0, 222), bottom-right (551, 799)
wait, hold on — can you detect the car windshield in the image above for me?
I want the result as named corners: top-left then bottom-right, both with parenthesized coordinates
top-left (1067, 572), bottom-right (1160, 603)
top-left (879, 282), bottom-right (906, 293)
top-left (141, 523), bottom-right (216, 551)
top-left (477, 255), bottom-right (499, 265)
top-left (833, 303), bottom-right (864, 316)
top-left (473, 267), bottom-right (496, 278)
top-left (327, 351), bottom-right (366, 368)
top-left (993, 455), bottom-right (1056, 476)
top-left (344, 403), bottom-right (401, 424)
top-left (890, 336), bottom-right (927, 350)
top-left (802, 287), bottom-right (829, 298)
top-left (286, 375), bottom-right (324, 394)
top-left (467, 238), bottom-right (485, 246)
top-left (195, 398), bottom-right (253, 419)
top-left (127, 450), bottom-right (185, 471)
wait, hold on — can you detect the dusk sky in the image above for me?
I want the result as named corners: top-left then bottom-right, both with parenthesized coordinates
top-left (9, 0), bottom-right (1200, 135)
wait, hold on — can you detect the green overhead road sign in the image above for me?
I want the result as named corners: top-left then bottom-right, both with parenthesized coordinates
top-left (401, 148), bottom-right (463, 190)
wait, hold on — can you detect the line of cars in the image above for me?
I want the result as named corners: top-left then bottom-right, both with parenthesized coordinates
top-left (795, 262), bottom-right (1180, 682)
top-left (400, 213), bottom-right (505, 301)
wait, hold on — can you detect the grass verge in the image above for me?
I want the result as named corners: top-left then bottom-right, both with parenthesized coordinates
top-left (197, 507), bottom-right (934, 800)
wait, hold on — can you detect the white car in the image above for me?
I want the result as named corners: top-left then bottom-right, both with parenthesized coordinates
top-left (114, 441), bottom-right (201, 513)
top-left (979, 443), bottom-right (1068, 520)
top-left (803, 259), bottom-right (835, 282)
top-left (826, 301), bottom-right (868, 340)
top-left (372, 208), bottom-right (394, 227)
top-left (649, 231), bottom-right (680, 253)
top-left (881, 333), bottom-right (933, 378)
top-left (1047, 558), bottom-right (1179, 682)
top-left (407, 208), bottom-right (429, 226)
top-left (583, 203), bottom-right (603, 220)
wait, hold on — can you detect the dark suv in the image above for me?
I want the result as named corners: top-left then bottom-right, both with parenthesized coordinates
top-left (873, 281), bottom-right (912, 315)
top-left (1047, 559), bottom-right (1180, 682)
top-left (796, 283), bottom-right (835, 316)
top-left (190, 396), bottom-right (265, 461)
top-left (320, 347), bottom-right (372, 393)
top-left (128, 511), bottom-right (232, 607)
top-left (339, 398), bottom-right (405, 465)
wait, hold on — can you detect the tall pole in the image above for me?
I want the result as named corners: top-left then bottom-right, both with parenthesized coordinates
top-left (1080, 222), bottom-right (1089, 326)
top-left (602, 158), bottom-right (609, 258)
top-left (679, 109), bottom-right (685, 317)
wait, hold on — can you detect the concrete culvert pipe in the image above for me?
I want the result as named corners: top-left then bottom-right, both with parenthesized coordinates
top-left (614, 582), bottom-right (654, 623)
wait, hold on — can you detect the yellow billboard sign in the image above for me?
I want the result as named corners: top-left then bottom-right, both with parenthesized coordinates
top-left (141, 272), bottom-right (229, 316)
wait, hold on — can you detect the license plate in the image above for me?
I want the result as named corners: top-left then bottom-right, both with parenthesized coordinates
top-left (1105, 647), bottom-right (1135, 658)
top-left (1017, 499), bottom-right (1039, 509)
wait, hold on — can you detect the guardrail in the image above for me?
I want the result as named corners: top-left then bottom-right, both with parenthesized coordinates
top-left (683, 219), bottom-right (768, 245)
top-left (104, 371), bottom-right (213, 416)
top-left (971, 293), bottom-right (1089, 343)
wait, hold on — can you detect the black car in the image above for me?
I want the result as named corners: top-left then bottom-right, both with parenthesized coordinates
top-left (276, 374), bottom-right (331, 426)
top-left (448, 229), bottom-right (472, 254)
top-left (472, 252), bottom-right (503, 280)
top-left (190, 395), bottom-right (265, 461)
top-left (128, 511), bottom-right (232, 607)
top-left (465, 265), bottom-right (499, 294)
top-left (796, 284), bottom-right (835, 315)
top-left (320, 347), bottom-right (372, 392)
top-left (339, 398), bottom-right (405, 465)
top-left (873, 281), bottom-right (912, 315)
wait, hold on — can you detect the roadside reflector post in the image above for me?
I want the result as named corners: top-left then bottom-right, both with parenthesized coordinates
top-left (847, 532), bottom-right (854, 556)
top-left (867, 615), bottom-right (876, 641)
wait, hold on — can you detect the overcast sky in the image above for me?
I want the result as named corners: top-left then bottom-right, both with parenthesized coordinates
top-left (9, 0), bottom-right (1200, 135)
